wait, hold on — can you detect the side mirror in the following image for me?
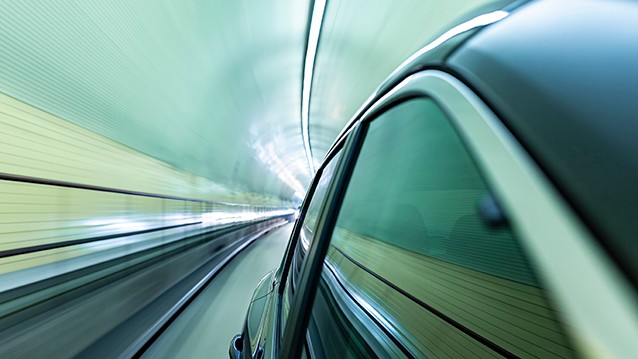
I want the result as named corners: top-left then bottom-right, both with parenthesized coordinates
top-left (229, 333), bottom-right (243, 359)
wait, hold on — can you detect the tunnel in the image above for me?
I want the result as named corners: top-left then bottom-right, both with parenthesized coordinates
top-left (1, 0), bottom-right (638, 358)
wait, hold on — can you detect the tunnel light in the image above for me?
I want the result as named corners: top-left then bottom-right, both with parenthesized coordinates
top-left (301, 0), bottom-right (327, 175)
top-left (293, 191), bottom-right (305, 200)
top-left (253, 141), bottom-right (307, 196)
top-left (389, 10), bottom-right (510, 81)
top-left (85, 218), bottom-right (151, 233)
top-left (201, 208), bottom-right (294, 226)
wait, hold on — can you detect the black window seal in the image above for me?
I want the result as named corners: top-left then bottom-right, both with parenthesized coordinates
top-left (280, 123), bottom-right (367, 359)
top-left (276, 141), bottom-right (345, 291)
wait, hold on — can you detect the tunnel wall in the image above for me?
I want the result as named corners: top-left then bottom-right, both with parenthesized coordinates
top-left (0, 90), bottom-right (295, 356)
top-left (0, 91), bottom-right (279, 202)
top-left (0, 91), bottom-right (291, 276)
top-left (0, 216), bottom-right (290, 357)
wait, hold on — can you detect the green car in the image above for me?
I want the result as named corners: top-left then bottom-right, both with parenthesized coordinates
top-left (231, 1), bottom-right (638, 357)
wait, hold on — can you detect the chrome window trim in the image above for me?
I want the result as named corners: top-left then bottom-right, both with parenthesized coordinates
top-left (313, 259), bottom-right (407, 356)
top-left (355, 70), bottom-right (638, 359)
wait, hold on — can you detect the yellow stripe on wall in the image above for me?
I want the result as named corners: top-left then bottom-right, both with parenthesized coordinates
top-left (0, 91), bottom-right (290, 275)
top-left (0, 91), bottom-right (282, 205)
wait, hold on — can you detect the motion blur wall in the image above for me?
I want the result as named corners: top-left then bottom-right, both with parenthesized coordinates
top-left (0, 0), bottom-right (496, 202)
top-left (0, 0), bottom-right (499, 273)
top-left (0, 0), bottom-right (309, 203)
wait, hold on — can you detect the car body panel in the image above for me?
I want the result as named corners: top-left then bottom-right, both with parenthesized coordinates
top-left (448, 0), bottom-right (638, 283)
top-left (242, 270), bottom-right (277, 357)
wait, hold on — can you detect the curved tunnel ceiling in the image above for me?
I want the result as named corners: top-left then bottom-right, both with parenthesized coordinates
top-left (308, 0), bottom-right (495, 163)
top-left (0, 0), bottom-right (498, 204)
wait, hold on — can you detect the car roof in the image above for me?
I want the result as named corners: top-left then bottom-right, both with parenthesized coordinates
top-left (448, 0), bottom-right (638, 283)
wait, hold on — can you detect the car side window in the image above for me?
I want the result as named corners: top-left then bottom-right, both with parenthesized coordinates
top-left (281, 149), bottom-right (343, 333)
top-left (305, 99), bottom-right (576, 358)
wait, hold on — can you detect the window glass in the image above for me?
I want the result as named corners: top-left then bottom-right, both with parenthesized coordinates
top-left (281, 149), bottom-right (342, 334)
top-left (305, 99), bottom-right (575, 358)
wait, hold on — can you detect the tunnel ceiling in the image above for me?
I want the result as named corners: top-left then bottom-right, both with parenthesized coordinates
top-left (308, 0), bottom-right (496, 162)
top-left (0, 0), bottom-right (497, 204)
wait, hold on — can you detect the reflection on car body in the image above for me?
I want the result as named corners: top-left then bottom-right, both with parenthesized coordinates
top-left (231, 1), bottom-right (638, 358)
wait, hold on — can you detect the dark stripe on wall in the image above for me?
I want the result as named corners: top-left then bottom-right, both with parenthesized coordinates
top-left (0, 172), bottom-right (251, 206)
top-left (0, 222), bottom-right (201, 258)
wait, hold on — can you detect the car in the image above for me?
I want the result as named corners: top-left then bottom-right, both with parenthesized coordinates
top-left (230, 0), bottom-right (638, 358)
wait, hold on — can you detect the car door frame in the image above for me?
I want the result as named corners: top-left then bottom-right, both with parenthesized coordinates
top-left (278, 69), bottom-right (638, 359)
top-left (277, 122), bottom-right (366, 358)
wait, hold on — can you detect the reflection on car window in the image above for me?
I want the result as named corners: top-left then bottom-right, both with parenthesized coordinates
top-left (281, 149), bottom-right (342, 337)
top-left (306, 99), bottom-right (576, 358)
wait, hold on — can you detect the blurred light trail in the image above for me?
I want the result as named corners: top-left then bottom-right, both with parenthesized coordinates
top-left (301, 0), bottom-right (327, 175)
